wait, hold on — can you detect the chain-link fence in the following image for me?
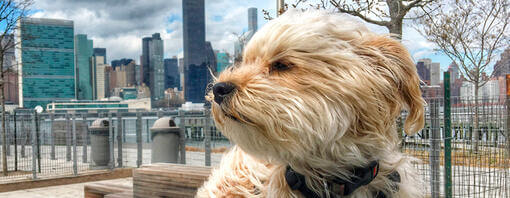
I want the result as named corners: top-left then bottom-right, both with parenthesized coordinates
top-left (402, 86), bottom-right (510, 197)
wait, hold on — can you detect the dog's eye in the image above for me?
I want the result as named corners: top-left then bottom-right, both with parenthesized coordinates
top-left (270, 61), bottom-right (290, 72)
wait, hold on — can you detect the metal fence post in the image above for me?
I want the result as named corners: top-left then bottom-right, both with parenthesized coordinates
top-left (13, 111), bottom-right (17, 171)
top-left (35, 112), bottom-right (41, 173)
top-left (136, 112), bottom-right (142, 168)
top-left (117, 112), bottom-right (123, 167)
top-left (72, 113), bottom-right (77, 175)
top-left (31, 112), bottom-right (37, 179)
top-left (122, 119), bottom-right (126, 143)
top-left (50, 112), bottom-right (55, 160)
top-left (82, 114), bottom-right (88, 163)
top-left (178, 110), bottom-right (186, 164)
top-left (21, 114), bottom-right (25, 158)
top-left (66, 114), bottom-right (71, 161)
top-left (443, 72), bottom-right (452, 198)
top-left (204, 109), bottom-right (211, 166)
top-left (6, 113), bottom-right (11, 156)
top-left (430, 97), bottom-right (441, 198)
top-left (146, 118), bottom-right (150, 143)
top-left (108, 112), bottom-right (114, 170)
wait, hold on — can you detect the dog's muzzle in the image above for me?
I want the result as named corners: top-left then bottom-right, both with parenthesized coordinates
top-left (212, 82), bottom-right (236, 105)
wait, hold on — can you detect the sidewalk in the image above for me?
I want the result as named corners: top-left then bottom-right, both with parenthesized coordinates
top-left (0, 178), bottom-right (133, 198)
top-left (0, 151), bottom-right (224, 197)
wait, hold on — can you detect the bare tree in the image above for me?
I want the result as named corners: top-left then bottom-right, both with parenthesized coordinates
top-left (1, 0), bottom-right (33, 176)
top-left (264, 0), bottom-right (439, 39)
top-left (416, 0), bottom-right (509, 152)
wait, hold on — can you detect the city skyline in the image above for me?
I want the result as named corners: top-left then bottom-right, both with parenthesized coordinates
top-left (28, 0), bottom-right (469, 72)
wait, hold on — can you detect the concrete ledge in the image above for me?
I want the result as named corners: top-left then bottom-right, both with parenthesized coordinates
top-left (0, 168), bottom-right (133, 193)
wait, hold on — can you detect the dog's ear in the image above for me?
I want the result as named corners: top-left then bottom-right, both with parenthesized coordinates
top-left (361, 36), bottom-right (425, 135)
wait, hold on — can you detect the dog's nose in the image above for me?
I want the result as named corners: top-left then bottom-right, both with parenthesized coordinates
top-left (213, 82), bottom-right (236, 104)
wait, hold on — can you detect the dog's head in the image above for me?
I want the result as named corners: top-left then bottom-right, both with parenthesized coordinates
top-left (207, 10), bottom-right (424, 166)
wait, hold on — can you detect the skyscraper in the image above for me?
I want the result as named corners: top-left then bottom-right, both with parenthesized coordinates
top-left (92, 55), bottom-right (107, 99)
top-left (216, 52), bottom-right (230, 73)
top-left (111, 58), bottom-right (133, 70)
top-left (75, 34), bottom-right (94, 100)
top-left (234, 7), bottom-right (258, 62)
top-left (416, 61), bottom-right (430, 85)
top-left (448, 62), bottom-right (459, 83)
top-left (140, 33), bottom-right (164, 103)
top-left (248, 7), bottom-right (257, 32)
top-left (141, 37), bottom-right (151, 87)
top-left (430, 62), bottom-right (440, 86)
top-left (416, 58), bottom-right (440, 86)
top-left (164, 58), bottom-right (179, 90)
top-left (183, 0), bottom-right (212, 103)
top-left (205, 41), bottom-right (217, 74)
top-left (493, 48), bottom-right (510, 77)
top-left (93, 48), bottom-right (106, 64)
top-left (17, 18), bottom-right (75, 109)
top-left (149, 33), bottom-right (165, 102)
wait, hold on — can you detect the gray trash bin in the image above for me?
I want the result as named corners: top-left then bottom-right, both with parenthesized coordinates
top-left (151, 117), bottom-right (180, 163)
top-left (89, 118), bottom-right (111, 166)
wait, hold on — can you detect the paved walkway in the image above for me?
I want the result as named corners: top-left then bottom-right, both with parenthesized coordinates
top-left (0, 178), bottom-right (133, 198)
top-left (0, 151), bottom-right (224, 197)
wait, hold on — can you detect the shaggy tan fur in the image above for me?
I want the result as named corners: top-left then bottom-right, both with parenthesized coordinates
top-left (198, 10), bottom-right (426, 198)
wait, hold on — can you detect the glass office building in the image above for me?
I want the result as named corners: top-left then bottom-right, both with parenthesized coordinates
top-left (17, 18), bottom-right (75, 109)
top-left (183, 0), bottom-right (214, 103)
top-left (75, 34), bottom-right (94, 100)
top-left (164, 58), bottom-right (179, 90)
top-left (216, 52), bottom-right (230, 73)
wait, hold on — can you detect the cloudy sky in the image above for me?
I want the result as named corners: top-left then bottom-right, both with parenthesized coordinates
top-left (31, 0), bottom-right (455, 71)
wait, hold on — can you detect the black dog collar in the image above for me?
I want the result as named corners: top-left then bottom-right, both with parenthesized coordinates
top-left (285, 161), bottom-right (400, 198)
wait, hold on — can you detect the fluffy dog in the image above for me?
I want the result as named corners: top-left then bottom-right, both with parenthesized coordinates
top-left (199, 10), bottom-right (425, 198)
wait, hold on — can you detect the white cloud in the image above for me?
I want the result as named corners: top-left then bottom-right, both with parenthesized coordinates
top-left (29, 0), bottom-right (448, 66)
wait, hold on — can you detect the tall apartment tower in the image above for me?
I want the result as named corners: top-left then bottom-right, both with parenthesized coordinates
top-left (416, 58), bottom-right (440, 86)
top-left (140, 33), bottom-right (164, 103)
top-left (75, 34), bottom-right (94, 100)
top-left (182, 0), bottom-right (209, 103)
top-left (92, 55), bottom-right (107, 99)
top-left (93, 48), bottom-right (106, 64)
top-left (248, 7), bottom-right (257, 32)
top-left (430, 62), bottom-right (440, 86)
top-left (141, 37), bottom-right (152, 87)
top-left (17, 18), bottom-right (75, 109)
top-left (149, 33), bottom-right (164, 102)
top-left (234, 7), bottom-right (258, 62)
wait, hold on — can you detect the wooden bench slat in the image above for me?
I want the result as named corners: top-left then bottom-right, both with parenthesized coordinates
top-left (133, 163), bottom-right (212, 198)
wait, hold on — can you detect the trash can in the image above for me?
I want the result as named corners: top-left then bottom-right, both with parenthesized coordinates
top-left (89, 118), bottom-right (111, 166)
top-left (151, 117), bottom-right (180, 163)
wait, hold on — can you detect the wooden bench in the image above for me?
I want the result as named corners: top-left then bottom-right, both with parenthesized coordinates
top-left (104, 190), bottom-right (134, 198)
top-left (84, 183), bottom-right (133, 198)
top-left (133, 163), bottom-right (213, 198)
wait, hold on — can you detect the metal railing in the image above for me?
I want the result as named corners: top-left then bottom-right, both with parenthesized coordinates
top-left (0, 109), bottom-right (230, 183)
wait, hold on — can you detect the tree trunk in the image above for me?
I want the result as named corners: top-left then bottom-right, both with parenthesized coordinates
top-left (387, 20), bottom-right (403, 39)
top-left (473, 84), bottom-right (480, 153)
top-left (1, 54), bottom-right (7, 176)
top-left (386, 0), bottom-right (404, 39)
